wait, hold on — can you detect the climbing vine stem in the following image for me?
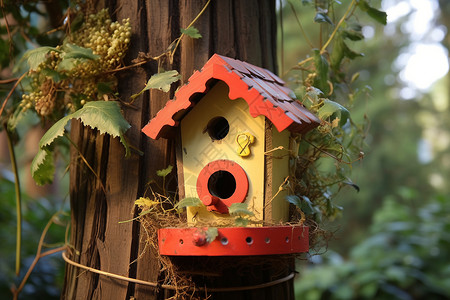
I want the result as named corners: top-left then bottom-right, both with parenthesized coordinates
top-left (4, 124), bottom-right (21, 276)
top-left (0, 72), bottom-right (26, 118)
top-left (169, 0), bottom-right (211, 64)
top-left (320, 0), bottom-right (357, 53)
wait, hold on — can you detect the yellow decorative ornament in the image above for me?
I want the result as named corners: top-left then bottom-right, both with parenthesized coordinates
top-left (236, 132), bottom-right (255, 157)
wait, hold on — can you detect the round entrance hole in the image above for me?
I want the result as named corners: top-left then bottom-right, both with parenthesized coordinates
top-left (208, 170), bottom-right (236, 199)
top-left (207, 117), bottom-right (229, 140)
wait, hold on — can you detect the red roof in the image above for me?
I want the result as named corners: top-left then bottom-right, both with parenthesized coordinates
top-left (142, 54), bottom-right (320, 139)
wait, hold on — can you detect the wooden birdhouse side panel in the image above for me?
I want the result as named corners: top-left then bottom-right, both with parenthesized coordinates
top-left (180, 81), bottom-right (266, 224)
top-left (264, 121), bottom-right (291, 223)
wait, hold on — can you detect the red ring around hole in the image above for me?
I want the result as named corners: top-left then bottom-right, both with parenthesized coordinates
top-left (196, 159), bottom-right (249, 209)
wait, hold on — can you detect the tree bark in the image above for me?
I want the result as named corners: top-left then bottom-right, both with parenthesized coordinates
top-left (62, 1), bottom-right (294, 299)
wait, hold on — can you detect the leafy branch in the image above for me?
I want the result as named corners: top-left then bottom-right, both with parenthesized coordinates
top-left (4, 124), bottom-right (21, 276)
top-left (280, 0), bottom-right (386, 222)
top-left (31, 101), bottom-right (131, 185)
top-left (130, 0), bottom-right (209, 100)
top-left (169, 0), bottom-right (211, 64)
top-left (320, 0), bottom-right (357, 54)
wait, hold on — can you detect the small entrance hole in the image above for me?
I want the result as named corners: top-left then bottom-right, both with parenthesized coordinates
top-left (206, 117), bottom-right (229, 140)
top-left (208, 170), bottom-right (236, 199)
top-left (246, 237), bottom-right (253, 245)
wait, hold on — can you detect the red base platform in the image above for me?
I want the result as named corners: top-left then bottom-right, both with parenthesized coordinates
top-left (158, 226), bottom-right (309, 256)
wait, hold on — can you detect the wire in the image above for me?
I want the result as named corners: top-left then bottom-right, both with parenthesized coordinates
top-left (62, 251), bottom-right (295, 292)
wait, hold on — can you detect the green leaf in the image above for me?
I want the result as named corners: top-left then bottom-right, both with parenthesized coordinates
top-left (131, 70), bottom-right (181, 99)
top-left (344, 45), bottom-right (364, 60)
top-left (57, 44), bottom-right (99, 72)
top-left (41, 68), bottom-right (66, 82)
top-left (70, 101), bottom-right (130, 138)
top-left (39, 114), bottom-right (71, 148)
top-left (330, 33), bottom-right (345, 71)
top-left (234, 217), bottom-right (250, 227)
top-left (343, 179), bottom-right (360, 192)
top-left (314, 12), bottom-right (333, 25)
top-left (21, 46), bottom-right (57, 70)
top-left (70, 13), bottom-right (84, 33)
top-left (343, 24), bottom-right (364, 41)
top-left (180, 26), bottom-right (202, 39)
top-left (175, 197), bottom-right (202, 209)
top-left (313, 49), bottom-right (329, 94)
top-left (229, 203), bottom-right (254, 216)
top-left (145, 70), bottom-right (180, 92)
top-left (7, 105), bottom-right (28, 131)
top-left (57, 58), bottom-right (77, 71)
top-left (63, 44), bottom-right (99, 60)
top-left (330, 33), bottom-right (363, 71)
top-left (156, 165), bottom-right (173, 177)
top-left (326, 198), bottom-right (343, 217)
top-left (351, 72), bottom-right (360, 83)
top-left (306, 86), bottom-right (324, 104)
top-left (97, 82), bottom-right (114, 94)
top-left (119, 134), bottom-right (131, 157)
top-left (39, 101), bottom-right (131, 150)
top-left (31, 148), bottom-right (55, 185)
top-left (358, 0), bottom-right (387, 25)
top-left (135, 197), bottom-right (160, 207)
top-left (318, 99), bottom-right (350, 126)
top-left (286, 195), bottom-right (302, 207)
top-left (34, 101), bottom-right (131, 184)
top-left (300, 195), bottom-right (315, 215)
top-left (205, 227), bottom-right (218, 243)
top-left (286, 195), bottom-right (314, 215)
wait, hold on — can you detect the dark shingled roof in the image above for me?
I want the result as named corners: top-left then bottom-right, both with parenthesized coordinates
top-left (142, 54), bottom-right (320, 139)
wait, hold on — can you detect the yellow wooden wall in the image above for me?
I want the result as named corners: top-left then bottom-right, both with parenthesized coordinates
top-left (180, 80), bottom-right (291, 226)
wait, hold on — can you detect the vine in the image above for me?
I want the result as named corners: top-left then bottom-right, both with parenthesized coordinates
top-left (277, 0), bottom-right (386, 227)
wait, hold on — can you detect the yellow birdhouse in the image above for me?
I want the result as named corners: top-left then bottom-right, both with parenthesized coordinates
top-left (142, 54), bottom-right (320, 256)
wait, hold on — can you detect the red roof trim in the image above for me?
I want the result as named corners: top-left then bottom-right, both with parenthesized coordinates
top-left (142, 54), bottom-right (320, 139)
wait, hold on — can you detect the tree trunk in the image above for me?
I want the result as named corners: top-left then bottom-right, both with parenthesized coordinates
top-left (62, 1), bottom-right (294, 299)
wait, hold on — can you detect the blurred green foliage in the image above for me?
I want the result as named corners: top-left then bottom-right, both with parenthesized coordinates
top-left (295, 193), bottom-right (450, 299)
top-left (288, 0), bottom-right (450, 298)
top-left (1, 0), bottom-right (69, 298)
top-left (0, 176), bottom-right (67, 299)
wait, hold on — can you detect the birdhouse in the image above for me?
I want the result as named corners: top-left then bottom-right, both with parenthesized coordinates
top-left (142, 54), bottom-right (320, 256)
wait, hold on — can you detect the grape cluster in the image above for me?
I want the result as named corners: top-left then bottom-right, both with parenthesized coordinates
top-left (20, 50), bottom-right (62, 116)
top-left (20, 9), bottom-right (131, 118)
top-left (72, 9), bottom-right (131, 71)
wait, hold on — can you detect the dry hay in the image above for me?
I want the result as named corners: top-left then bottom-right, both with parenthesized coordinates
top-left (131, 185), bottom-right (331, 299)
